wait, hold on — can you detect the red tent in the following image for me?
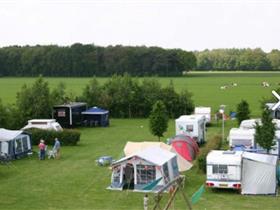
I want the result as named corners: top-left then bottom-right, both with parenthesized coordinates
top-left (169, 134), bottom-right (199, 162)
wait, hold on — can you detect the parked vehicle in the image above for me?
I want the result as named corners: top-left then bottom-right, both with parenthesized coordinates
top-left (228, 128), bottom-right (255, 148)
top-left (194, 106), bottom-right (211, 124)
top-left (53, 102), bottom-right (87, 128)
top-left (175, 115), bottom-right (206, 144)
top-left (206, 150), bottom-right (243, 189)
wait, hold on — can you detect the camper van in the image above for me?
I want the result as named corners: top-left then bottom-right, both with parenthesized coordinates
top-left (53, 102), bottom-right (87, 127)
top-left (175, 115), bottom-right (206, 144)
top-left (22, 119), bottom-right (63, 131)
top-left (228, 128), bottom-right (255, 148)
top-left (206, 150), bottom-right (243, 189)
top-left (194, 107), bottom-right (211, 124)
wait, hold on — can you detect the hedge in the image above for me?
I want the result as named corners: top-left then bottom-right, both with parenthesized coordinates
top-left (196, 135), bottom-right (222, 173)
top-left (26, 128), bottom-right (81, 146)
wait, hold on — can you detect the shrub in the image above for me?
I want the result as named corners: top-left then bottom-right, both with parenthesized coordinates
top-left (26, 128), bottom-right (81, 146)
top-left (196, 135), bottom-right (222, 173)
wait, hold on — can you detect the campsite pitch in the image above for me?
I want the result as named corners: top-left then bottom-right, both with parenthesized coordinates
top-left (0, 119), bottom-right (279, 210)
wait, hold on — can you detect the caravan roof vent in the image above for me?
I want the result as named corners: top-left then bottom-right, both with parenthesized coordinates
top-left (222, 151), bottom-right (236, 155)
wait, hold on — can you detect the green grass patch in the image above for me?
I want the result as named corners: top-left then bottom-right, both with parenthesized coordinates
top-left (0, 119), bottom-right (279, 210)
top-left (1, 72), bottom-right (280, 116)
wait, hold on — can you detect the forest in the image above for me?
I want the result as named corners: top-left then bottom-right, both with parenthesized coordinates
top-left (0, 44), bottom-right (196, 77)
top-left (195, 48), bottom-right (280, 71)
top-left (0, 44), bottom-right (280, 77)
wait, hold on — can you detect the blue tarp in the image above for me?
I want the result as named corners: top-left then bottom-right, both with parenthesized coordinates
top-left (82, 107), bottom-right (109, 127)
top-left (82, 107), bottom-right (109, 115)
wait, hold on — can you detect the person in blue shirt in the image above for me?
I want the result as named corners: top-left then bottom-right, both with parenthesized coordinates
top-left (53, 138), bottom-right (61, 159)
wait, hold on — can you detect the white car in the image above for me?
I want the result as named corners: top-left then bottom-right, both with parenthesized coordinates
top-left (22, 119), bottom-right (63, 131)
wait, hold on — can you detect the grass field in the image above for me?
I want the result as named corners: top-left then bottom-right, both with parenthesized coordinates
top-left (1, 72), bottom-right (280, 116)
top-left (0, 72), bottom-right (280, 210)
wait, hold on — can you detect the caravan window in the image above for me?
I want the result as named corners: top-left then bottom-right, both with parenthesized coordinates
top-left (57, 109), bottom-right (66, 117)
top-left (112, 166), bottom-right (121, 183)
top-left (15, 138), bottom-right (23, 154)
top-left (186, 125), bottom-right (193, 132)
top-left (213, 165), bottom-right (228, 174)
top-left (136, 165), bottom-right (156, 184)
top-left (22, 136), bottom-right (29, 151)
top-left (163, 163), bottom-right (170, 183)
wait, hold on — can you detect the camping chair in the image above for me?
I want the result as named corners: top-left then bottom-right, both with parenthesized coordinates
top-left (48, 149), bottom-right (57, 159)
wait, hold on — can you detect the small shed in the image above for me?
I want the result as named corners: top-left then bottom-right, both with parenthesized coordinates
top-left (82, 107), bottom-right (109, 127)
top-left (241, 152), bottom-right (278, 195)
top-left (0, 128), bottom-right (32, 159)
top-left (108, 147), bottom-right (180, 192)
top-left (169, 134), bottom-right (199, 162)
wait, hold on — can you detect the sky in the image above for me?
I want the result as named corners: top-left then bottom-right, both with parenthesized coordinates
top-left (0, 0), bottom-right (280, 52)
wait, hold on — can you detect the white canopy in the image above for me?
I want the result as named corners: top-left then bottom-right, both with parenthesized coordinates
top-left (0, 128), bottom-right (23, 142)
top-left (114, 147), bottom-right (176, 166)
top-left (241, 152), bottom-right (277, 195)
top-left (123, 141), bottom-right (192, 171)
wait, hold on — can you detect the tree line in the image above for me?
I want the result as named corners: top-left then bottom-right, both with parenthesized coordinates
top-left (0, 75), bottom-right (194, 129)
top-left (195, 48), bottom-right (280, 71)
top-left (0, 44), bottom-right (196, 77)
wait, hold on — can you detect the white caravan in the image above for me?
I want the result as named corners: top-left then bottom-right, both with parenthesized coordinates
top-left (228, 128), bottom-right (255, 148)
top-left (206, 150), bottom-right (243, 189)
top-left (194, 107), bottom-right (211, 124)
top-left (22, 119), bottom-right (63, 131)
top-left (240, 118), bottom-right (280, 130)
top-left (175, 115), bottom-right (206, 144)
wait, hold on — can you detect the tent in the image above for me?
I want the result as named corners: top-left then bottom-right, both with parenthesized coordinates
top-left (241, 152), bottom-right (278, 195)
top-left (82, 107), bottom-right (109, 127)
top-left (123, 141), bottom-right (192, 172)
top-left (169, 135), bottom-right (199, 162)
top-left (0, 128), bottom-right (32, 159)
top-left (108, 147), bottom-right (180, 192)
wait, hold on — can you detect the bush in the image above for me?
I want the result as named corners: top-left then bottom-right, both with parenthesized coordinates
top-left (26, 128), bottom-right (81, 146)
top-left (196, 135), bottom-right (222, 173)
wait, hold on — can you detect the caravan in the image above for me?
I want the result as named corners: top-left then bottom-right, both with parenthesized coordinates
top-left (53, 102), bottom-right (87, 128)
top-left (240, 118), bottom-right (280, 130)
top-left (194, 107), bottom-right (211, 124)
top-left (206, 150), bottom-right (243, 189)
top-left (175, 115), bottom-right (206, 144)
top-left (228, 128), bottom-right (255, 148)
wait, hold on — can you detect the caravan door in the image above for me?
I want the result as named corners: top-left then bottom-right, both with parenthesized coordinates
top-left (0, 141), bottom-right (9, 154)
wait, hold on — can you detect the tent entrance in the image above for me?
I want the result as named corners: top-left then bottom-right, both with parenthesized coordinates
top-left (123, 163), bottom-right (134, 190)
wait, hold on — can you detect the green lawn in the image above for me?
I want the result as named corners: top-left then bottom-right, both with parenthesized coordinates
top-left (1, 72), bottom-right (280, 116)
top-left (0, 119), bottom-right (279, 210)
top-left (0, 72), bottom-right (280, 209)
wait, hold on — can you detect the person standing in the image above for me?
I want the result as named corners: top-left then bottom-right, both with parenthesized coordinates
top-left (53, 137), bottom-right (61, 159)
top-left (38, 140), bottom-right (46, 160)
top-left (143, 194), bottom-right (148, 210)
